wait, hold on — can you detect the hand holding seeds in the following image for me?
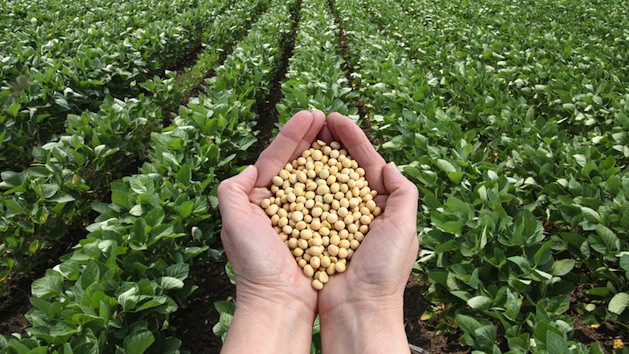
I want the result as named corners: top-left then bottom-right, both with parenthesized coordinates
top-left (219, 111), bottom-right (417, 353)
top-left (218, 111), bottom-right (326, 353)
top-left (316, 113), bottom-right (418, 353)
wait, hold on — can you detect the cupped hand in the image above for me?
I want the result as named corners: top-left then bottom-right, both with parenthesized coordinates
top-left (218, 110), bottom-right (325, 353)
top-left (218, 111), bottom-right (418, 354)
top-left (318, 113), bottom-right (419, 353)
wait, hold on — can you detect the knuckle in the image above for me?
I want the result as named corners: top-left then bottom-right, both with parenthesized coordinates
top-left (217, 179), bottom-right (234, 201)
top-left (401, 179), bottom-right (419, 201)
top-left (296, 109), bottom-right (311, 116)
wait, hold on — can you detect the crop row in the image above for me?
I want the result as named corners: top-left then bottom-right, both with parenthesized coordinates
top-left (0, 0), bottom-right (268, 297)
top-left (0, 0), bottom-right (201, 36)
top-left (0, 0), bottom-right (231, 170)
top-left (276, 0), bottom-right (356, 125)
top-left (351, 0), bottom-right (627, 159)
top-left (212, 0), bottom-right (355, 351)
top-left (380, 0), bottom-right (628, 319)
top-left (375, 0), bottom-right (628, 160)
top-left (0, 0), bottom-right (297, 351)
top-left (334, 0), bottom-right (627, 352)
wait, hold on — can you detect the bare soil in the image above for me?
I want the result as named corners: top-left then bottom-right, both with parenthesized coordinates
top-left (569, 284), bottom-right (627, 353)
top-left (326, 0), bottom-right (371, 134)
top-left (403, 279), bottom-right (469, 353)
top-left (245, 0), bottom-right (303, 164)
top-left (167, 41), bottom-right (204, 75)
top-left (170, 258), bottom-right (235, 354)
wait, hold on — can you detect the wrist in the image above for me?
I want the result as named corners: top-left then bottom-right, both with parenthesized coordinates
top-left (319, 296), bottom-right (409, 354)
top-left (236, 282), bottom-right (316, 315)
top-left (222, 285), bottom-right (316, 354)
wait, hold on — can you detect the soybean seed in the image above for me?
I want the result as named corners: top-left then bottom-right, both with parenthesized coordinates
top-left (260, 140), bottom-right (381, 290)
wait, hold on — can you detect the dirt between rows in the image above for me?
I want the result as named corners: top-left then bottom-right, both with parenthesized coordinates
top-left (170, 258), bottom-right (235, 352)
top-left (243, 1), bottom-right (303, 166)
top-left (326, 0), bottom-right (371, 135)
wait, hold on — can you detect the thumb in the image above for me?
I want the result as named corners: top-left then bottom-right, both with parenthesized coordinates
top-left (381, 162), bottom-right (418, 232)
top-left (218, 165), bottom-right (258, 221)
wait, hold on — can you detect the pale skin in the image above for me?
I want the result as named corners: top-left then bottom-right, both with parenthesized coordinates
top-left (218, 111), bottom-right (419, 354)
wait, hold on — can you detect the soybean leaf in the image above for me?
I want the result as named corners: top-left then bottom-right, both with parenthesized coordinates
top-left (546, 330), bottom-right (570, 354)
top-left (608, 292), bottom-right (629, 315)
top-left (551, 259), bottom-right (575, 276)
top-left (124, 329), bottom-right (155, 354)
top-left (468, 296), bottom-right (493, 311)
top-left (32, 271), bottom-right (63, 299)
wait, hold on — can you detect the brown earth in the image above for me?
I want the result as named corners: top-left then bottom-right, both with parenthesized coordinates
top-left (403, 277), bottom-right (469, 354)
top-left (244, 0), bottom-right (303, 165)
top-left (326, 0), bottom-right (371, 134)
top-left (170, 258), bottom-right (235, 353)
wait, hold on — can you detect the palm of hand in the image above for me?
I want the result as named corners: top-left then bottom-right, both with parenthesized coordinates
top-left (220, 110), bottom-right (417, 315)
top-left (221, 182), bottom-right (317, 306)
top-left (218, 110), bottom-right (328, 310)
top-left (318, 210), bottom-right (418, 313)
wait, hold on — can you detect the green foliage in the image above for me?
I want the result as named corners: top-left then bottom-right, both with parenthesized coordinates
top-left (276, 0), bottom-right (357, 124)
top-left (0, 0), bottom-right (296, 351)
top-left (0, 0), bottom-right (231, 170)
top-left (0, 0), bottom-right (267, 297)
top-left (335, 0), bottom-right (628, 351)
top-left (1, 0), bottom-right (627, 352)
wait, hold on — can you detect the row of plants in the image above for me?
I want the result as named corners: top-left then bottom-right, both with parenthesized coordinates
top-left (355, 0), bottom-right (627, 165)
top-left (378, 0), bottom-right (628, 159)
top-left (212, 0), bottom-right (356, 351)
top-left (0, 0), bottom-right (232, 170)
top-left (0, 0), bottom-right (199, 35)
top-left (0, 0), bottom-right (216, 82)
top-left (0, 0), bottom-right (268, 297)
top-left (275, 0), bottom-right (356, 124)
top-left (333, 0), bottom-right (627, 352)
top-left (0, 0), bottom-right (297, 351)
top-left (385, 0), bottom-right (628, 328)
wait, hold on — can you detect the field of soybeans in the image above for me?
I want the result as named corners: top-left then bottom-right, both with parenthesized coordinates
top-left (0, 0), bottom-right (627, 352)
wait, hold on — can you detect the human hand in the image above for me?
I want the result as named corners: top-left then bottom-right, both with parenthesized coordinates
top-left (317, 113), bottom-right (419, 354)
top-left (218, 110), bottom-right (326, 354)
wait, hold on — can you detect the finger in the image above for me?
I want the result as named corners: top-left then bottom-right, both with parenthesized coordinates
top-left (218, 165), bottom-right (259, 223)
top-left (380, 162), bottom-right (418, 234)
top-left (374, 195), bottom-right (387, 210)
top-left (317, 124), bottom-right (334, 142)
top-left (326, 112), bottom-right (387, 194)
top-left (254, 110), bottom-right (325, 187)
top-left (295, 109), bottom-right (327, 154)
top-left (249, 187), bottom-right (272, 206)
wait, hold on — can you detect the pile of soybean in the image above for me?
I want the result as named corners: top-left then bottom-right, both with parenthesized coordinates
top-left (261, 140), bottom-right (380, 290)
